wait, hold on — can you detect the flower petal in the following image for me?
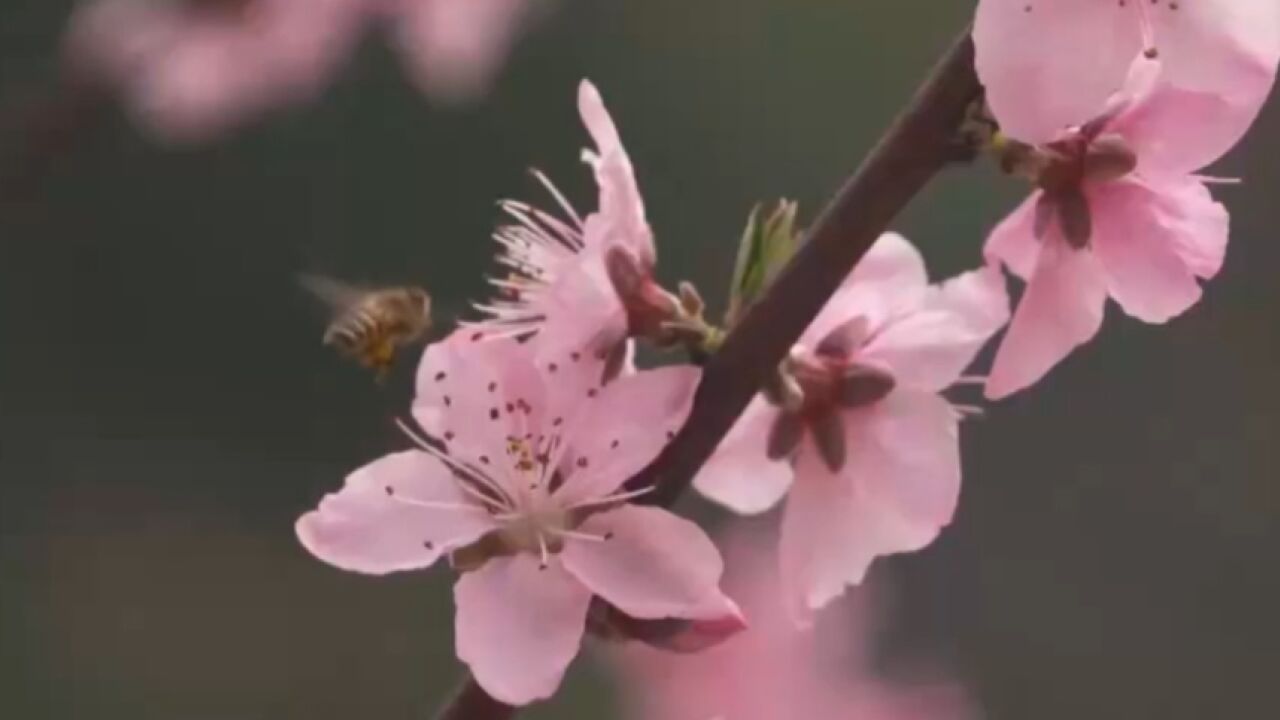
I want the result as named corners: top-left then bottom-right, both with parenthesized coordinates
top-left (846, 390), bottom-right (962, 529)
top-left (803, 232), bottom-right (928, 347)
top-left (846, 231), bottom-right (928, 290)
top-left (393, 0), bottom-right (530, 103)
top-left (455, 555), bottom-right (592, 705)
top-left (1162, 179), bottom-right (1230, 280)
top-left (555, 365), bottom-right (701, 504)
top-left (1110, 60), bottom-right (1273, 177)
top-left (578, 80), bottom-right (655, 261)
top-left (561, 505), bottom-right (735, 620)
top-left (1151, 0), bottom-right (1280, 103)
top-left (861, 265), bottom-right (1010, 392)
top-left (578, 79), bottom-right (623, 156)
top-left (779, 449), bottom-right (933, 623)
top-left (85, 0), bottom-right (360, 142)
top-left (694, 397), bottom-right (795, 514)
top-left (1088, 179), bottom-right (1204, 323)
top-left (984, 193), bottom-right (1044, 280)
top-left (986, 237), bottom-right (1108, 399)
top-left (532, 241), bottom-right (631, 367)
top-left (973, 0), bottom-right (1142, 142)
top-left (414, 332), bottom-right (545, 466)
top-left (296, 451), bottom-right (495, 575)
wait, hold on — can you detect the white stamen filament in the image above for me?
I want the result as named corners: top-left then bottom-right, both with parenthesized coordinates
top-left (537, 531), bottom-right (550, 568)
top-left (529, 168), bottom-right (586, 233)
top-left (1133, 0), bottom-right (1157, 57)
top-left (500, 202), bottom-right (582, 252)
top-left (564, 484), bottom-right (656, 511)
top-left (395, 418), bottom-right (516, 511)
top-left (1194, 175), bottom-right (1242, 185)
top-left (547, 527), bottom-right (610, 543)
top-left (384, 494), bottom-right (492, 514)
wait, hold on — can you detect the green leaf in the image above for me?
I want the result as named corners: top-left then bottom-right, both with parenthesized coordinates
top-left (725, 200), bottom-right (801, 327)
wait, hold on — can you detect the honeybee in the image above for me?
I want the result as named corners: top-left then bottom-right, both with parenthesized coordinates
top-left (299, 273), bottom-right (433, 380)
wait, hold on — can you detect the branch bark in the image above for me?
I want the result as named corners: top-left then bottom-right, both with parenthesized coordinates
top-left (630, 29), bottom-right (980, 506)
top-left (436, 25), bottom-right (981, 719)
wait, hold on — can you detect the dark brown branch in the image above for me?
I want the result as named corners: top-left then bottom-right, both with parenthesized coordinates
top-left (435, 26), bottom-right (981, 720)
top-left (630, 29), bottom-right (981, 506)
top-left (433, 677), bottom-right (515, 720)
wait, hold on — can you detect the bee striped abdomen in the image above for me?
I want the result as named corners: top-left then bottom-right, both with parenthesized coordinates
top-left (301, 275), bottom-right (431, 377)
top-left (325, 306), bottom-right (382, 354)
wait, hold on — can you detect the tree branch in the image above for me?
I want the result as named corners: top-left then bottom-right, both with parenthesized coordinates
top-left (630, 29), bottom-right (980, 506)
top-left (435, 26), bottom-right (981, 719)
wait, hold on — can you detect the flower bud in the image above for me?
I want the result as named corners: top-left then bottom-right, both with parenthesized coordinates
top-left (587, 598), bottom-right (747, 653)
top-left (726, 200), bottom-right (801, 327)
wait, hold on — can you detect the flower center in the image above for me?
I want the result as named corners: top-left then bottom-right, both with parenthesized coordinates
top-left (998, 121), bottom-right (1138, 250)
top-left (497, 507), bottom-right (571, 557)
top-left (761, 317), bottom-right (897, 472)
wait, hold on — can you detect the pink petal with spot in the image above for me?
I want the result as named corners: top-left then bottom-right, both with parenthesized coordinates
top-left (413, 332), bottom-right (545, 468)
top-left (554, 365), bottom-right (700, 504)
top-left (1150, 0), bottom-right (1280, 102)
top-left (296, 451), bottom-right (495, 574)
top-left (561, 505), bottom-right (737, 620)
top-left (973, 0), bottom-right (1141, 142)
top-left (455, 554), bottom-right (592, 705)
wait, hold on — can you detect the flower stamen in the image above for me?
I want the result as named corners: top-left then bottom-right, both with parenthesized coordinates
top-left (395, 418), bottom-right (516, 511)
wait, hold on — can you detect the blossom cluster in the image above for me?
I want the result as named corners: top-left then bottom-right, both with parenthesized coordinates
top-left (63, 0), bottom-right (543, 141)
top-left (286, 0), bottom-right (1280, 712)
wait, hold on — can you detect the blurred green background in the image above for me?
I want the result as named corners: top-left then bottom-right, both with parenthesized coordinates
top-left (3, 0), bottom-right (1279, 717)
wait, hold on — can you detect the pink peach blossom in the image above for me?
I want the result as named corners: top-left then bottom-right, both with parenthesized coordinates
top-left (695, 234), bottom-right (1009, 621)
top-left (973, 0), bottom-right (1280, 143)
top-left (297, 331), bottom-right (736, 705)
top-left (984, 58), bottom-right (1249, 399)
top-left (64, 0), bottom-right (539, 141)
top-left (471, 79), bottom-right (659, 367)
top-left (65, 0), bottom-right (365, 142)
top-left (390, 0), bottom-right (540, 103)
top-left (612, 527), bottom-right (972, 720)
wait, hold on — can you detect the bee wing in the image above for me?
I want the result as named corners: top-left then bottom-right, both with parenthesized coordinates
top-left (296, 273), bottom-right (366, 312)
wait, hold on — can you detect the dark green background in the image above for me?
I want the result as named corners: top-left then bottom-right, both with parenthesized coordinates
top-left (3, 1), bottom-right (1279, 717)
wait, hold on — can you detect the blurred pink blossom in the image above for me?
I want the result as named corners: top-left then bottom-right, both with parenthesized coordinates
top-left (973, 0), bottom-right (1280, 143)
top-left (695, 233), bottom-right (1008, 621)
top-left (64, 0), bottom-right (540, 141)
top-left (391, 0), bottom-right (538, 103)
top-left (984, 57), bottom-right (1260, 399)
top-left (612, 526), bottom-right (971, 720)
top-left (472, 79), bottom-right (658, 368)
top-left (296, 331), bottom-right (738, 705)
